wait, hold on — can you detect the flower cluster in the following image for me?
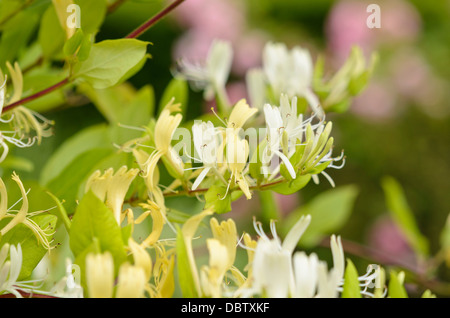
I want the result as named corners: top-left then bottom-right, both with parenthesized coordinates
top-left (0, 63), bottom-right (54, 163)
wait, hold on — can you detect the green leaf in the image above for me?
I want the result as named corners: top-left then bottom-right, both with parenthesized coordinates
top-left (421, 289), bottom-right (436, 298)
top-left (46, 148), bottom-right (113, 214)
top-left (64, 28), bottom-right (84, 56)
top-left (283, 185), bottom-right (359, 247)
top-left (159, 77), bottom-right (188, 116)
top-left (0, 214), bottom-right (57, 280)
top-left (388, 271), bottom-right (408, 298)
top-left (176, 227), bottom-right (199, 298)
top-left (268, 174), bottom-right (311, 195)
top-left (341, 259), bottom-right (362, 298)
top-left (381, 176), bottom-right (429, 257)
top-left (69, 191), bottom-right (127, 271)
top-left (204, 185), bottom-right (231, 214)
top-left (22, 68), bottom-right (68, 113)
top-left (74, 0), bottom-right (107, 34)
top-left (348, 70), bottom-right (370, 96)
top-left (0, 10), bottom-right (40, 66)
top-left (0, 156), bottom-right (34, 172)
top-left (38, 5), bottom-right (65, 59)
top-left (73, 39), bottom-right (149, 89)
top-left (46, 191), bottom-right (71, 232)
top-left (41, 124), bottom-right (110, 185)
top-left (258, 190), bottom-right (281, 222)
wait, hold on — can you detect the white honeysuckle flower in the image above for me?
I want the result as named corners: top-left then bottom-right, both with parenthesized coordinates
top-left (246, 68), bottom-right (266, 110)
top-left (0, 62), bottom-right (54, 163)
top-left (263, 103), bottom-right (296, 179)
top-left (292, 252), bottom-right (319, 298)
top-left (178, 39), bottom-right (233, 103)
top-left (49, 258), bottom-right (84, 298)
top-left (244, 215), bottom-right (382, 298)
top-left (262, 42), bottom-right (324, 119)
top-left (250, 215), bottom-right (311, 297)
top-left (0, 244), bottom-right (45, 298)
top-left (189, 120), bottom-right (222, 190)
top-left (315, 263), bottom-right (341, 298)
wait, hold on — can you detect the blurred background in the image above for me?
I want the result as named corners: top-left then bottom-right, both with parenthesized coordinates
top-left (8, 0), bottom-right (450, 296)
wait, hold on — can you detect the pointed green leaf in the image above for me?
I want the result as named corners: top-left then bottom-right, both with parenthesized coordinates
top-left (342, 259), bottom-right (362, 298)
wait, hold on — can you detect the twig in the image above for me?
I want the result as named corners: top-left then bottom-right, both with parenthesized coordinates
top-left (163, 178), bottom-right (285, 198)
top-left (107, 0), bottom-right (128, 14)
top-left (2, 0), bottom-right (186, 113)
top-left (3, 77), bottom-right (70, 113)
top-left (125, 0), bottom-right (185, 39)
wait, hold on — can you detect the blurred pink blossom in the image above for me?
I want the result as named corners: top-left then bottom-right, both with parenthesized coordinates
top-left (274, 193), bottom-right (300, 216)
top-left (173, 0), bottom-right (245, 41)
top-left (326, 0), bottom-right (421, 63)
top-left (172, 0), bottom-right (268, 77)
top-left (351, 80), bottom-right (398, 121)
top-left (368, 216), bottom-right (416, 265)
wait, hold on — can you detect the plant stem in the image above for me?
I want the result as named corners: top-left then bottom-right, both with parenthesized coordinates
top-left (2, 0), bottom-right (186, 113)
top-left (2, 77), bottom-right (71, 113)
top-left (125, 0), bottom-right (185, 39)
top-left (107, 0), bottom-right (128, 14)
top-left (163, 178), bottom-right (285, 198)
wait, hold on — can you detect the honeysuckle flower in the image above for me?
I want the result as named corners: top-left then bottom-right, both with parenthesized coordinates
top-left (85, 252), bottom-right (115, 298)
top-left (226, 133), bottom-right (252, 199)
top-left (151, 243), bottom-right (175, 298)
top-left (0, 63), bottom-right (54, 163)
top-left (262, 42), bottom-right (324, 119)
top-left (0, 244), bottom-right (43, 297)
top-left (190, 120), bottom-right (223, 190)
top-left (200, 239), bottom-right (229, 298)
top-left (246, 68), bottom-right (266, 110)
top-left (85, 166), bottom-right (140, 225)
top-left (180, 209), bottom-right (214, 297)
top-left (294, 121), bottom-right (345, 188)
top-left (49, 258), bottom-right (84, 298)
top-left (263, 103), bottom-right (296, 179)
top-left (177, 39), bottom-right (233, 107)
top-left (136, 200), bottom-right (165, 248)
top-left (0, 173), bottom-right (54, 250)
top-left (136, 99), bottom-right (184, 193)
top-left (227, 99), bottom-right (258, 131)
top-left (209, 218), bottom-right (237, 269)
top-left (322, 46), bottom-right (378, 108)
top-left (128, 238), bottom-right (152, 281)
top-left (291, 237), bottom-right (342, 298)
top-left (116, 263), bottom-right (147, 298)
top-left (250, 215), bottom-right (311, 297)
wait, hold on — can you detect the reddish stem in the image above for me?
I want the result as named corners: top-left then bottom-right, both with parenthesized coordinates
top-left (3, 77), bottom-right (70, 113)
top-left (125, 0), bottom-right (185, 39)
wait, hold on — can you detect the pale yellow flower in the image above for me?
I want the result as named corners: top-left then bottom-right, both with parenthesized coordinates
top-left (85, 252), bottom-right (114, 298)
top-left (0, 173), bottom-right (53, 250)
top-left (200, 239), bottom-right (229, 298)
top-left (116, 263), bottom-right (147, 298)
top-left (128, 238), bottom-right (152, 281)
top-left (226, 133), bottom-right (252, 199)
top-left (227, 99), bottom-right (258, 131)
top-left (85, 166), bottom-right (139, 224)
